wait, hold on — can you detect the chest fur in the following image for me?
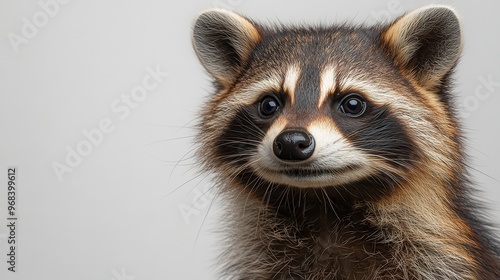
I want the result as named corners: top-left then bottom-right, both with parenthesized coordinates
top-left (224, 197), bottom-right (475, 280)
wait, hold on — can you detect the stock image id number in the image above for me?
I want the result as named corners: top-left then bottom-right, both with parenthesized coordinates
top-left (8, 168), bottom-right (16, 215)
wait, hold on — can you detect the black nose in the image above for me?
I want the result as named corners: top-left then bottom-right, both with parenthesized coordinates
top-left (273, 129), bottom-right (315, 161)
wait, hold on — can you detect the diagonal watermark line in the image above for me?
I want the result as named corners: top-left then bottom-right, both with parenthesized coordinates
top-left (7, 0), bottom-right (72, 53)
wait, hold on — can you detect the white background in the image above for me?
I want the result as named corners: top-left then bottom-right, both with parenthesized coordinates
top-left (1, 1), bottom-right (499, 279)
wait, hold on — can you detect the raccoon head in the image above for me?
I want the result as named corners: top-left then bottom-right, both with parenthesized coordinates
top-left (192, 6), bottom-right (462, 195)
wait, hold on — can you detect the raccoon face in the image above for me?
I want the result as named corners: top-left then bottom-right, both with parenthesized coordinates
top-left (193, 7), bottom-right (462, 190)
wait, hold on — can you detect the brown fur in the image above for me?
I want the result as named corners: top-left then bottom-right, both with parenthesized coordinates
top-left (192, 5), bottom-right (500, 279)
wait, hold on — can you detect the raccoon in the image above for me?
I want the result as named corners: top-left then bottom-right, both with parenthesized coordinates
top-left (191, 5), bottom-right (500, 279)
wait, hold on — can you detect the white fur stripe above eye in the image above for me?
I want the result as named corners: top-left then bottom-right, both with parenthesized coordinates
top-left (339, 76), bottom-right (422, 126)
top-left (319, 65), bottom-right (336, 108)
top-left (231, 74), bottom-right (282, 106)
top-left (283, 64), bottom-right (301, 106)
top-left (338, 75), bottom-right (455, 169)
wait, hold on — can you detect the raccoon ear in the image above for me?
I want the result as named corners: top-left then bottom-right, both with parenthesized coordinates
top-left (192, 9), bottom-right (261, 87)
top-left (381, 5), bottom-right (462, 89)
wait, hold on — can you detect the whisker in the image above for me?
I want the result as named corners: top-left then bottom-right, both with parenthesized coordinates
top-left (146, 136), bottom-right (195, 146)
top-left (195, 187), bottom-right (222, 248)
top-left (168, 146), bottom-right (200, 178)
top-left (468, 166), bottom-right (500, 184)
top-left (162, 171), bottom-right (208, 200)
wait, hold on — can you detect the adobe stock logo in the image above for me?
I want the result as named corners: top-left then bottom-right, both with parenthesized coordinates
top-left (178, 184), bottom-right (216, 225)
top-left (51, 65), bottom-right (169, 182)
top-left (460, 74), bottom-right (500, 118)
top-left (7, 0), bottom-right (71, 53)
top-left (370, 0), bottom-right (403, 22)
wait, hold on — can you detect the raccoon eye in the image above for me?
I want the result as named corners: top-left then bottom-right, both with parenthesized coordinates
top-left (259, 95), bottom-right (280, 118)
top-left (339, 94), bottom-right (366, 117)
